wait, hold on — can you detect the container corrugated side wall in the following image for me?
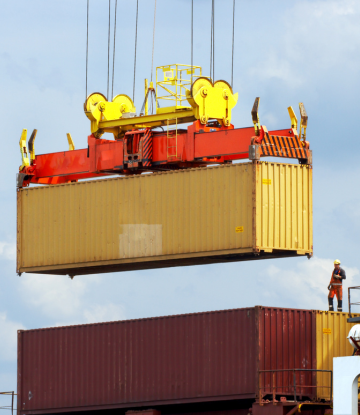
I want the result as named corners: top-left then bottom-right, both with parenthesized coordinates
top-left (17, 306), bottom-right (318, 415)
top-left (17, 163), bottom-right (254, 272)
top-left (315, 311), bottom-right (360, 400)
top-left (255, 163), bottom-right (312, 253)
top-left (18, 308), bottom-right (258, 414)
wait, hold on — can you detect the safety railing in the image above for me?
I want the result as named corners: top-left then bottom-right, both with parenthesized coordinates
top-left (156, 64), bottom-right (202, 109)
top-left (258, 369), bottom-right (332, 405)
top-left (0, 392), bottom-right (16, 415)
top-left (348, 286), bottom-right (360, 318)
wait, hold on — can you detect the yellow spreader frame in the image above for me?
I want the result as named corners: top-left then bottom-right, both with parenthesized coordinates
top-left (84, 64), bottom-right (238, 138)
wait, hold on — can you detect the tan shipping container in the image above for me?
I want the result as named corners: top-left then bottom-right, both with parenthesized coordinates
top-left (17, 162), bottom-right (313, 276)
top-left (316, 311), bottom-right (360, 400)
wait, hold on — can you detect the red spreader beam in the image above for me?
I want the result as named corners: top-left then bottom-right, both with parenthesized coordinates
top-left (18, 121), bottom-right (311, 187)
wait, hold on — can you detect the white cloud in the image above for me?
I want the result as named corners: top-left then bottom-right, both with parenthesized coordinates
top-left (0, 242), bottom-right (16, 261)
top-left (262, 257), bottom-right (359, 310)
top-left (249, 0), bottom-right (360, 86)
top-left (82, 304), bottom-right (125, 324)
top-left (19, 274), bottom-right (126, 327)
top-left (20, 274), bottom-right (90, 318)
top-left (0, 312), bottom-right (25, 361)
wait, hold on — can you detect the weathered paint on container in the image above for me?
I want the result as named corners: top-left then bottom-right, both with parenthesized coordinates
top-left (17, 307), bottom-right (316, 415)
top-left (17, 162), bottom-right (312, 276)
top-left (315, 311), bottom-right (360, 400)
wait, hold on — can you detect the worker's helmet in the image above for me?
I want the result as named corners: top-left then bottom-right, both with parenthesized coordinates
top-left (334, 259), bottom-right (341, 265)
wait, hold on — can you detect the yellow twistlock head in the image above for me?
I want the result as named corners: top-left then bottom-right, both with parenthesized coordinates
top-left (19, 129), bottom-right (30, 170)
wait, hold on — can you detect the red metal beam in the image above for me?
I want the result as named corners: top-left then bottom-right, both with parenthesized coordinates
top-left (19, 122), bottom-right (309, 187)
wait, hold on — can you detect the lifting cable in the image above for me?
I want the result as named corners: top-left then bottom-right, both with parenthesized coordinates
top-left (133, 0), bottom-right (139, 102)
top-left (210, 0), bottom-right (215, 81)
top-left (111, 0), bottom-right (118, 100)
top-left (191, 0), bottom-right (193, 85)
top-left (85, 0), bottom-right (89, 99)
top-left (150, 0), bottom-right (157, 83)
top-left (107, 0), bottom-right (111, 100)
top-left (231, 0), bottom-right (235, 89)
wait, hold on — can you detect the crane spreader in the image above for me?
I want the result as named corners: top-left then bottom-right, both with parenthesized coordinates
top-left (18, 64), bottom-right (310, 188)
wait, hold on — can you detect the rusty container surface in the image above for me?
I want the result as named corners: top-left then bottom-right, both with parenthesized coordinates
top-left (315, 311), bottom-right (360, 400)
top-left (17, 306), bottom-right (316, 415)
top-left (17, 162), bottom-right (312, 276)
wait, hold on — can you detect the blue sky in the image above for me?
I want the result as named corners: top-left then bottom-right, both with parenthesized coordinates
top-left (1, 0), bottom-right (360, 402)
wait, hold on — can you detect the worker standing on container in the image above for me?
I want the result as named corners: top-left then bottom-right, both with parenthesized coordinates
top-left (328, 259), bottom-right (346, 312)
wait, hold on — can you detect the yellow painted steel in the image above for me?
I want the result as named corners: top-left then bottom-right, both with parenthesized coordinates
top-left (316, 311), bottom-right (360, 400)
top-left (84, 64), bottom-right (238, 138)
top-left (145, 78), bottom-right (148, 116)
top-left (187, 78), bottom-right (238, 126)
top-left (19, 129), bottom-right (30, 170)
top-left (156, 63), bottom-right (202, 110)
top-left (17, 162), bottom-right (313, 274)
top-left (84, 92), bottom-right (137, 138)
top-left (66, 133), bottom-right (75, 151)
top-left (287, 106), bottom-right (298, 130)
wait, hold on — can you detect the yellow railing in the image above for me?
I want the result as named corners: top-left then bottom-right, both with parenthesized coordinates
top-left (156, 64), bottom-right (202, 110)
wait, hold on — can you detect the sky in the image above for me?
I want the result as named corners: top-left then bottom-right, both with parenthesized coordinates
top-left (1, 0), bottom-right (360, 404)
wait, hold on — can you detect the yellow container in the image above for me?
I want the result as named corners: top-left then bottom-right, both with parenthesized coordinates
top-left (17, 162), bottom-right (313, 276)
top-left (316, 311), bottom-right (360, 400)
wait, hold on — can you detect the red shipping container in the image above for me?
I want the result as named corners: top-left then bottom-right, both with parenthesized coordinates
top-left (17, 307), bottom-right (316, 415)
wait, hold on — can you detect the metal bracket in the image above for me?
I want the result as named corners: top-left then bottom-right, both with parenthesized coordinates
top-left (251, 97), bottom-right (261, 136)
top-left (16, 173), bottom-right (27, 188)
top-left (299, 102), bottom-right (308, 141)
top-left (249, 144), bottom-right (260, 161)
top-left (28, 129), bottom-right (37, 162)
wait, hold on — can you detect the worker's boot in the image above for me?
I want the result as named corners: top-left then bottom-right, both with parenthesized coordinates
top-left (328, 298), bottom-right (334, 311)
top-left (338, 300), bottom-right (342, 312)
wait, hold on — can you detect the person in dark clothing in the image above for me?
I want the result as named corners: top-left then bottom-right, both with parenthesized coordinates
top-left (328, 259), bottom-right (346, 312)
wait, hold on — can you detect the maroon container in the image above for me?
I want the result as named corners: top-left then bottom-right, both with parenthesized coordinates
top-left (17, 307), bottom-right (316, 415)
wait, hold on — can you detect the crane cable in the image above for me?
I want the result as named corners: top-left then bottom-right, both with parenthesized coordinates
top-left (150, 0), bottom-right (157, 83)
top-left (210, 0), bottom-right (215, 81)
top-left (85, 0), bottom-right (89, 100)
top-left (107, 0), bottom-right (111, 100)
top-left (191, 0), bottom-right (193, 85)
top-left (133, 0), bottom-right (139, 102)
top-left (231, 0), bottom-right (235, 89)
top-left (111, 0), bottom-right (118, 100)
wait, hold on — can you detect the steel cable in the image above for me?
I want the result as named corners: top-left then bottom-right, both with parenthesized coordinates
top-left (209, 0), bottom-right (215, 81)
top-left (151, 0), bottom-right (157, 83)
top-left (107, 0), bottom-right (111, 100)
top-left (210, 1), bottom-right (213, 80)
top-left (212, 0), bottom-right (215, 81)
top-left (85, 0), bottom-right (89, 99)
top-left (111, 0), bottom-right (118, 100)
top-left (231, 0), bottom-right (235, 88)
top-left (191, 0), bottom-right (193, 85)
top-left (133, 0), bottom-right (139, 102)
